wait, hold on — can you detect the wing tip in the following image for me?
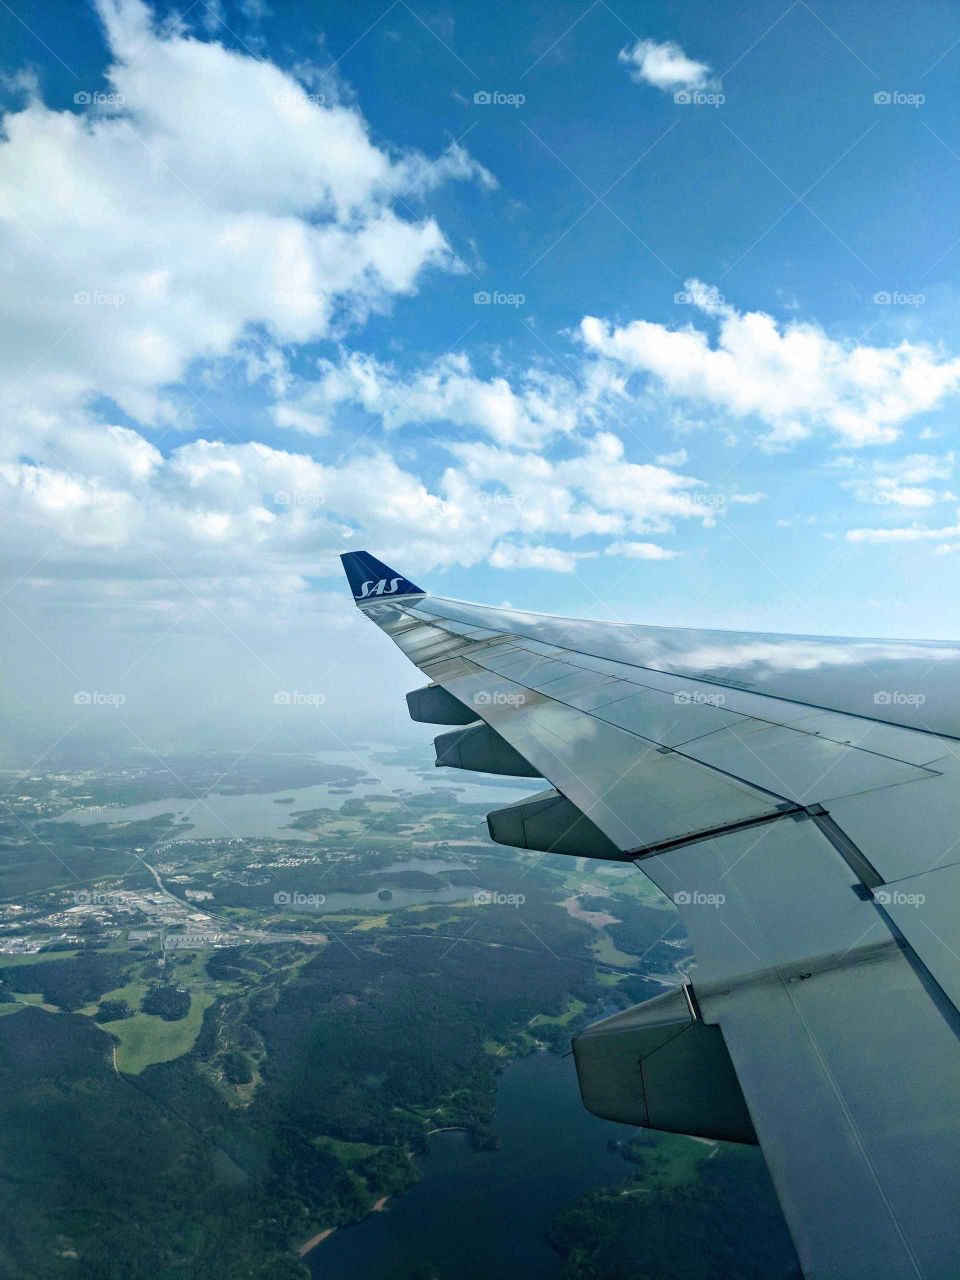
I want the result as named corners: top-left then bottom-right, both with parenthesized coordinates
top-left (340, 550), bottom-right (426, 603)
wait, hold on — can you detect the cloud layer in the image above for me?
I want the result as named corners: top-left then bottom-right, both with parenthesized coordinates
top-left (580, 281), bottom-right (960, 449)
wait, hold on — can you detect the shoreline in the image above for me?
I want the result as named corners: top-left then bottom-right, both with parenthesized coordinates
top-left (298, 1227), bottom-right (335, 1257)
top-left (298, 1196), bottom-right (390, 1259)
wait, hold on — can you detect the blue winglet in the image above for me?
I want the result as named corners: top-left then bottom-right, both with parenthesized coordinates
top-left (340, 551), bottom-right (426, 603)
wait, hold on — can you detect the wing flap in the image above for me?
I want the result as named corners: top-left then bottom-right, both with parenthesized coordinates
top-left (639, 814), bottom-right (960, 1280)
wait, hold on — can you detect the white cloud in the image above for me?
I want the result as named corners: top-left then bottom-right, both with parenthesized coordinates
top-left (489, 543), bottom-right (596, 573)
top-left (271, 349), bottom-right (598, 447)
top-left (579, 281), bottom-right (960, 449)
top-left (0, 420), bottom-right (715, 605)
top-left (0, 0), bottom-right (489, 430)
top-left (846, 516), bottom-right (960, 546)
top-left (836, 452), bottom-right (956, 508)
top-left (448, 433), bottom-right (713, 536)
top-left (618, 38), bottom-right (718, 93)
top-left (729, 491), bottom-right (766, 505)
top-left (604, 540), bottom-right (679, 560)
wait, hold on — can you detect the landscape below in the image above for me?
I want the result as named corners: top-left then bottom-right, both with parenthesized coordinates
top-left (0, 749), bottom-right (799, 1278)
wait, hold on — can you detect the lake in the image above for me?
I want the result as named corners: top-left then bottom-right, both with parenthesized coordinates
top-left (53, 750), bottom-right (534, 841)
top-left (310, 1047), bottom-right (635, 1280)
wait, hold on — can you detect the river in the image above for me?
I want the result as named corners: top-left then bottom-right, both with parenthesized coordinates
top-left (310, 1048), bottom-right (634, 1280)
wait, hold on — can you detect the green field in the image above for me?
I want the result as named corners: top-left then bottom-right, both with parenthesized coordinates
top-left (529, 996), bottom-right (587, 1028)
top-left (108, 991), bottom-right (216, 1073)
top-left (591, 931), bottom-right (643, 968)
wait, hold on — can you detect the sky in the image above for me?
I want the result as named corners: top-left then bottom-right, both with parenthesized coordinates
top-left (3, 0), bottom-right (960, 760)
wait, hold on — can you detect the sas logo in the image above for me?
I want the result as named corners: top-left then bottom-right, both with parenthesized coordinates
top-left (358, 577), bottom-right (404, 599)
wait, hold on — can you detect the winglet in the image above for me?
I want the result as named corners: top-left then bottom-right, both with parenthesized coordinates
top-left (340, 551), bottom-right (426, 603)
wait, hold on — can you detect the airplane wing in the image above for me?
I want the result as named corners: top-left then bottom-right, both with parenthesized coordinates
top-left (340, 550), bottom-right (960, 1280)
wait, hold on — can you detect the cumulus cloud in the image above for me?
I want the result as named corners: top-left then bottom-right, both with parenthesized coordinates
top-left (579, 281), bottom-right (960, 449)
top-left (0, 420), bottom-right (716, 613)
top-left (618, 38), bottom-right (719, 93)
top-left (0, 0), bottom-right (489, 431)
top-left (835, 452), bottom-right (956, 508)
top-left (0, 0), bottom-right (726, 637)
top-left (447, 433), bottom-right (714, 536)
top-left (271, 350), bottom-right (590, 447)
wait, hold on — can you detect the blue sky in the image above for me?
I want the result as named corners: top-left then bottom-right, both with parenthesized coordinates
top-left (2, 0), bottom-right (960, 750)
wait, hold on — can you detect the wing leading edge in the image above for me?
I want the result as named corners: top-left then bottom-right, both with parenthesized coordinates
top-left (341, 553), bottom-right (960, 1280)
